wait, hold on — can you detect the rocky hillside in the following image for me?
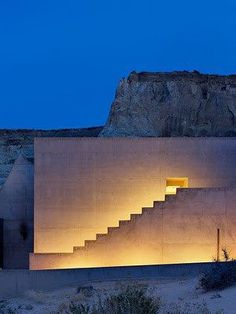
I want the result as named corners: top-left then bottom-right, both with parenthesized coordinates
top-left (100, 71), bottom-right (236, 137)
top-left (2, 70), bottom-right (236, 185)
top-left (0, 127), bottom-right (102, 186)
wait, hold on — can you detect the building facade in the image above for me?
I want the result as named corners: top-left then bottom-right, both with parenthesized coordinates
top-left (30, 138), bottom-right (236, 269)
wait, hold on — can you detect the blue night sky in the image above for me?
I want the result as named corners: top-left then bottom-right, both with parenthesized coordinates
top-left (0, 0), bottom-right (236, 129)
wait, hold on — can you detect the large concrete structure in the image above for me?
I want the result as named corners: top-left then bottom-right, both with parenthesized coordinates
top-left (30, 137), bottom-right (236, 270)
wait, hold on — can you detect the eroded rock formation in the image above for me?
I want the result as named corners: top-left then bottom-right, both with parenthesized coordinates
top-left (2, 71), bottom-right (236, 184)
top-left (100, 71), bottom-right (236, 137)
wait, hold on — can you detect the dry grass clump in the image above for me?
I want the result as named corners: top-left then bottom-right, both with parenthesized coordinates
top-left (200, 249), bottom-right (236, 292)
top-left (61, 285), bottom-right (160, 314)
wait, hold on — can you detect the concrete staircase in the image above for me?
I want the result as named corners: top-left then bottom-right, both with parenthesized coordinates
top-left (72, 195), bottom-right (175, 252)
top-left (30, 187), bottom-right (230, 270)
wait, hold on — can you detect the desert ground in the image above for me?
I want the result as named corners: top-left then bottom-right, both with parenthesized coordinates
top-left (0, 276), bottom-right (234, 314)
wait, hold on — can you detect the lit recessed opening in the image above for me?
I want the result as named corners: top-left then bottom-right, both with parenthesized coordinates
top-left (165, 177), bottom-right (188, 195)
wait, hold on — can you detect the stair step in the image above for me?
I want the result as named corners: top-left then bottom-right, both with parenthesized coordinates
top-left (153, 200), bottom-right (164, 207)
top-left (119, 220), bottom-right (130, 227)
top-left (107, 226), bottom-right (119, 233)
top-left (85, 239), bottom-right (96, 248)
top-left (141, 207), bottom-right (153, 214)
top-left (73, 192), bottom-right (181, 253)
top-left (96, 233), bottom-right (107, 240)
top-left (165, 194), bottom-right (176, 202)
top-left (73, 246), bottom-right (84, 252)
top-left (130, 213), bottom-right (141, 220)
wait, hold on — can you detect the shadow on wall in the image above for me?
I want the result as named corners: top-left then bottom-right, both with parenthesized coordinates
top-left (0, 153), bottom-right (34, 269)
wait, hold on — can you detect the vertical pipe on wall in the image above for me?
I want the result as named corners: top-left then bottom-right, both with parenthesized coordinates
top-left (217, 228), bottom-right (220, 262)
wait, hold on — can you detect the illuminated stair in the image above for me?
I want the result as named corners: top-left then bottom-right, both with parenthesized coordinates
top-left (73, 195), bottom-right (174, 252)
top-left (30, 187), bottom-right (229, 270)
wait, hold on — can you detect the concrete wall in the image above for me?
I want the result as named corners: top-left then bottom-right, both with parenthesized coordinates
top-left (34, 138), bottom-right (236, 257)
top-left (31, 186), bottom-right (236, 269)
top-left (3, 219), bottom-right (33, 269)
top-left (0, 262), bottom-right (227, 297)
top-left (0, 154), bottom-right (34, 269)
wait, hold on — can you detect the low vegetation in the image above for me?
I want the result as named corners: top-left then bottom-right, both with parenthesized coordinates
top-left (200, 249), bottom-right (236, 292)
top-left (64, 285), bottom-right (222, 314)
top-left (65, 286), bottom-right (160, 314)
top-left (0, 282), bottom-right (225, 314)
top-left (67, 303), bottom-right (91, 314)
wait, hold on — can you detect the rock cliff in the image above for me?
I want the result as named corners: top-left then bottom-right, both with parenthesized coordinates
top-left (100, 71), bottom-right (236, 137)
top-left (2, 71), bottom-right (236, 185)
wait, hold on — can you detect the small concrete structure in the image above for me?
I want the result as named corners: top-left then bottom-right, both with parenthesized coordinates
top-left (31, 138), bottom-right (236, 269)
top-left (0, 154), bottom-right (34, 269)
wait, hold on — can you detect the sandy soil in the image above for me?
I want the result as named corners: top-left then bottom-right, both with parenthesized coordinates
top-left (0, 277), bottom-right (233, 314)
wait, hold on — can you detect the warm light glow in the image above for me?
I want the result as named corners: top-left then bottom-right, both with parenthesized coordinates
top-left (35, 184), bottom-right (160, 253)
top-left (30, 184), bottom-right (236, 270)
top-left (29, 242), bottom-right (218, 270)
top-left (165, 177), bottom-right (188, 195)
top-left (32, 138), bottom-right (236, 270)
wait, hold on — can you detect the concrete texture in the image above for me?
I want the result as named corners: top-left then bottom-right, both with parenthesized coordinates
top-left (32, 137), bottom-right (236, 269)
top-left (0, 127), bottom-right (101, 187)
top-left (0, 262), bottom-right (226, 297)
top-left (0, 154), bottom-right (34, 269)
top-left (0, 127), bottom-right (101, 269)
top-left (31, 186), bottom-right (236, 269)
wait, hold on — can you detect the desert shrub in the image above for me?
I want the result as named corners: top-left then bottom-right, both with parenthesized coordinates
top-left (222, 248), bottom-right (231, 262)
top-left (94, 286), bottom-right (160, 314)
top-left (200, 261), bottom-right (236, 292)
top-left (66, 286), bottom-right (160, 314)
top-left (77, 286), bottom-right (94, 298)
top-left (66, 302), bottom-right (91, 314)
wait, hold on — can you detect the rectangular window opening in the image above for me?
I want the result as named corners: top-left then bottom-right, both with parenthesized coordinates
top-left (165, 177), bottom-right (188, 195)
